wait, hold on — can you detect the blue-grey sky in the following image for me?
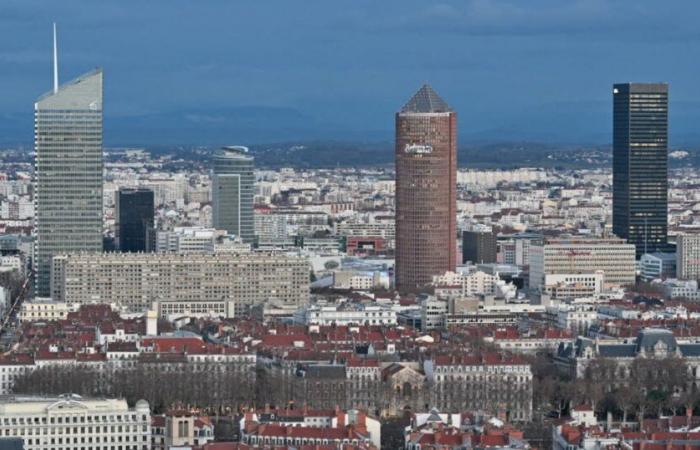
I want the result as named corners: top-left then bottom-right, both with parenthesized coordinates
top-left (3, 0), bottom-right (700, 145)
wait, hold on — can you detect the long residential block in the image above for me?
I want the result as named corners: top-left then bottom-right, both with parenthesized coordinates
top-left (51, 252), bottom-right (310, 316)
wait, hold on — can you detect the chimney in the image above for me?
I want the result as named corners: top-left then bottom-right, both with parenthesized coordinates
top-left (146, 310), bottom-right (158, 336)
top-left (336, 405), bottom-right (345, 427)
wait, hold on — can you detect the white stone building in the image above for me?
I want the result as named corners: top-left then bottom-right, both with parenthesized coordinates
top-left (0, 394), bottom-right (150, 450)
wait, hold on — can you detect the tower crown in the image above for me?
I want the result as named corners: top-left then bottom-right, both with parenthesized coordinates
top-left (400, 84), bottom-right (452, 113)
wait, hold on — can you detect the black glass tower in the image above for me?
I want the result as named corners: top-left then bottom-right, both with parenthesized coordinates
top-left (612, 83), bottom-right (669, 258)
top-left (462, 231), bottom-right (497, 264)
top-left (116, 188), bottom-right (155, 253)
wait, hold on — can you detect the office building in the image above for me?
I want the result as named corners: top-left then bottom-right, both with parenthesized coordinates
top-left (212, 146), bottom-right (255, 243)
top-left (34, 59), bottom-right (103, 296)
top-left (116, 188), bottom-right (154, 253)
top-left (677, 233), bottom-right (700, 280)
top-left (612, 83), bottom-right (669, 258)
top-left (529, 237), bottom-right (636, 290)
top-left (542, 272), bottom-right (604, 302)
top-left (254, 211), bottom-right (287, 240)
top-left (50, 252), bottom-right (309, 316)
top-left (395, 84), bottom-right (457, 291)
top-left (639, 252), bottom-right (676, 281)
top-left (0, 394), bottom-right (150, 450)
top-left (462, 230), bottom-right (497, 264)
top-left (156, 227), bottom-right (227, 253)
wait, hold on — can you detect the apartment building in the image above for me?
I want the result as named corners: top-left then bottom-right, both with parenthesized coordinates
top-left (677, 233), bottom-right (700, 280)
top-left (50, 252), bottom-right (310, 316)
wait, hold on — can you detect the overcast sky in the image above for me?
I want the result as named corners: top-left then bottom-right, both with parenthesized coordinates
top-left (3, 0), bottom-right (700, 145)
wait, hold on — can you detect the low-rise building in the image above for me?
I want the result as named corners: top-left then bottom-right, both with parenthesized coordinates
top-left (151, 410), bottom-right (215, 450)
top-left (404, 409), bottom-right (530, 450)
top-left (545, 303), bottom-right (598, 333)
top-left (19, 299), bottom-right (71, 323)
top-left (240, 407), bottom-right (380, 450)
top-left (0, 394), bottom-right (150, 450)
top-left (542, 272), bottom-right (604, 302)
top-left (297, 303), bottom-right (397, 327)
top-left (427, 354), bottom-right (533, 422)
top-left (656, 279), bottom-right (700, 300)
top-left (640, 252), bottom-right (676, 281)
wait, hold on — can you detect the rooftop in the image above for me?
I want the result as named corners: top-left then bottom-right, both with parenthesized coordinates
top-left (400, 84), bottom-right (452, 114)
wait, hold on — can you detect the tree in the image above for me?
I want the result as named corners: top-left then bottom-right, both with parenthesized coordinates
top-left (580, 358), bottom-right (616, 410)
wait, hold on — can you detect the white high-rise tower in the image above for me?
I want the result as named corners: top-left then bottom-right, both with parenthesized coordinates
top-left (34, 25), bottom-right (103, 296)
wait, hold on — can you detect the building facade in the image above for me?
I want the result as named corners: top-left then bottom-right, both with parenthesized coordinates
top-left (677, 233), bottom-right (700, 280)
top-left (427, 355), bottom-right (533, 422)
top-left (50, 252), bottom-right (309, 315)
top-left (542, 272), bottom-right (604, 301)
top-left (640, 252), bottom-right (676, 281)
top-left (462, 231), bottom-right (497, 264)
top-left (0, 395), bottom-right (150, 450)
top-left (612, 83), bottom-right (669, 258)
top-left (156, 227), bottom-right (226, 253)
top-left (116, 188), bottom-right (154, 253)
top-left (529, 237), bottom-right (636, 290)
top-left (212, 146), bottom-right (255, 243)
top-left (34, 69), bottom-right (104, 296)
top-left (395, 84), bottom-right (457, 291)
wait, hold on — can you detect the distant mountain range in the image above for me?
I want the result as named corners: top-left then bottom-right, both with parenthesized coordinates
top-left (4, 101), bottom-right (700, 148)
top-left (3, 103), bottom-right (700, 169)
top-left (0, 106), bottom-right (389, 147)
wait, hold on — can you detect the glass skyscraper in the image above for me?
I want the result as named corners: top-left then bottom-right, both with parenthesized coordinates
top-left (612, 83), bottom-right (669, 258)
top-left (212, 146), bottom-right (255, 243)
top-left (116, 188), bottom-right (155, 253)
top-left (35, 69), bottom-right (104, 296)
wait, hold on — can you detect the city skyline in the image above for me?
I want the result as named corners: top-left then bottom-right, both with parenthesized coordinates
top-left (3, 1), bottom-right (700, 145)
top-left (4, 3), bottom-right (700, 449)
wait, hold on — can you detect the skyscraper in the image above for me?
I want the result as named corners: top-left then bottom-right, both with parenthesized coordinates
top-left (212, 146), bottom-right (255, 243)
top-left (34, 27), bottom-right (103, 296)
top-left (116, 188), bottom-right (155, 253)
top-left (395, 84), bottom-right (457, 292)
top-left (612, 83), bottom-right (669, 258)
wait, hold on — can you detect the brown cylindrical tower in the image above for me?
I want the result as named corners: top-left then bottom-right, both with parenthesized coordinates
top-left (395, 84), bottom-right (457, 292)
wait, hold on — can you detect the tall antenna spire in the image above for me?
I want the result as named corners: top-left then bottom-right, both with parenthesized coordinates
top-left (53, 22), bottom-right (58, 93)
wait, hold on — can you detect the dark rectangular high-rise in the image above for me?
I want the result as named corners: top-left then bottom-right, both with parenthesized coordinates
top-left (462, 231), bottom-right (497, 264)
top-left (395, 84), bottom-right (457, 292)
top-left (612, 83), bottom-right (669, 258)
top-left (116, 188), bottom-right (155, 253)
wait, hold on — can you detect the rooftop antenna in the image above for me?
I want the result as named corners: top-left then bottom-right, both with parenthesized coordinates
top-left (53, 22), bottom-right (59, 93)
